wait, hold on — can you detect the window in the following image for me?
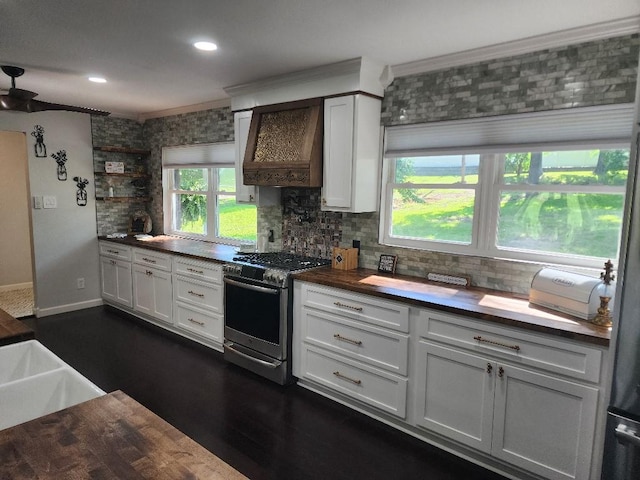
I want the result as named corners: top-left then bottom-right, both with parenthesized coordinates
top-left (163, 144), bottom-right (256, 244)
top-left (380, 104), bottom-right (635, 267)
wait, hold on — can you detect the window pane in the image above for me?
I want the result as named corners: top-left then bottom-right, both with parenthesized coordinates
top-left (390, 188), bottom-right (475, 244)
top-left (395, 156), bottom-right (479, 185)
top-left (175, 168), bottom-right (208, 191)
top-left (173, 193), bottom-right (207, 234)
top-left (218, 167), bottom-right (236, 192)
top-left (218, 195), bottom-right (257, 242)
top-left (497, 191), bottom-right (624, 258)
top-left (503, 150), bottom-right (629, 186)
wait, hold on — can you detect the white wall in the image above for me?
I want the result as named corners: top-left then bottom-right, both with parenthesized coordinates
top-left (0, 112), bottom-right (101, 316)
top-left (0, 131), bottom-right (33, 289)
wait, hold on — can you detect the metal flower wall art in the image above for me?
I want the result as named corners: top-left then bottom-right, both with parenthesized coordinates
top-left (31, 125), bottom-right (47, 157)
top-left (73, 176), bottom-right (89, 206)
top-left (50, 150), bottom-right (68, 181)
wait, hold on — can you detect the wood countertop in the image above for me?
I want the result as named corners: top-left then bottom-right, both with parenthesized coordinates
top-left (0, 390), bottom-right (248, 480)
top-left (0, 308), bottom-right (34, 346)
top-left (294, 267), bottom-right (610, 347)
top-left (99, 235), bottom-right (239, 264)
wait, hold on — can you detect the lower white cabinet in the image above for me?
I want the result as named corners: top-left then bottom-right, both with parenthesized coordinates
top-left (174, 302), bottom-right (223, 344)
top-left (415, 341), bottom-right (598, 480)
top-left (294, 281), bottom-right (606, 480)
top-left (100, 256), bottom-right (132, 307)
top-left (132, 264), bottom-right (172, 324)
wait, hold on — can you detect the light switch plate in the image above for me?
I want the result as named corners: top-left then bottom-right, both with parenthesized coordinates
top-left (33, 196), bottom-right (43, 209)
top-left (43, 195), bottom-right (57, 209)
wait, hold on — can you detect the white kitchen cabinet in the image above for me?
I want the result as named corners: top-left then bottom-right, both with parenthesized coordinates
top-left (99, 241), bottom-right (132, 308)
top-left (234, 110), bottom-right (279, 206)
top-left (132, 264), bottom-right (172, 325)
top-left (172, 256), bottom-right (224, 350)
top-left (100, 256), bottom-right (132, 307)
top-left (322, 94), bottom-right (382, 213)
top-left (294, 281), bottom-right (409, 419)
top-left (415, 310), bottom-right (601, 480)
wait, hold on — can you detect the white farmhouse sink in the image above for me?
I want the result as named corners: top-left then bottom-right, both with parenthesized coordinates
top-left (0, 340), bottom-right (105, 430)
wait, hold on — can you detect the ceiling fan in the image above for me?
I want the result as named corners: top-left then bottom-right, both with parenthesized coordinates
top-left (0, 65), bottom-right (110, 116)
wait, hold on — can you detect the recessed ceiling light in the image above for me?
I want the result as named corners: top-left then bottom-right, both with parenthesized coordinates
top-left (88, 76), bottom-right (107, 83)
top-left (194, 41), bottom-right (217, 51)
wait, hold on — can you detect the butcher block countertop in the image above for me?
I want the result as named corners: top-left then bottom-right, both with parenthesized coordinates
top-left (0, 390), bottom-right (247, 480)
top-left (99, 235), bottom-right (239, 264)
top-left (294, 267), bottom-right (610, 347)
top-left (0, 308), bottom-right (34, 346)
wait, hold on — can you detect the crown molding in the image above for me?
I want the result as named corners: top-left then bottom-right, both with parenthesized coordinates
top-left (392, 16), bottom-right (640, 78)
top-left (137, 98), bottom-right (231, 122)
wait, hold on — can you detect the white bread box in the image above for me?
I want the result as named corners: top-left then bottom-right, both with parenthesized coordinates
top-left (529, 268), bottom-right (604, 320)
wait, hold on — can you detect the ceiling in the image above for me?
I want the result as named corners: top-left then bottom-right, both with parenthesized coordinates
top-left (1, 0), bottom-right (639, 120)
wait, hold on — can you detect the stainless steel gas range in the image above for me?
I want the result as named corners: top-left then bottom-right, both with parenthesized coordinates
top-left (222, 252), bottom-right (331, 385)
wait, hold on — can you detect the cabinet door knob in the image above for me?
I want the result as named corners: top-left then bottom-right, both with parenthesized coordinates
top-left (498, 366), bottom-right (505, 378)
top-left (487, 363), bottom-right (493, 375)
top-left (322, 198), bottom-right (327, 205)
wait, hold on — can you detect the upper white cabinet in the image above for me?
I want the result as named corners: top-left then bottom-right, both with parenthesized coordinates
top-left (233, 111), bottom-right (280, 207)
top-left (322, 94), bottom-right (382, 213)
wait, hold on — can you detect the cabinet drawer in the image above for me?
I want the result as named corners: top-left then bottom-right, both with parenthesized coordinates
top-left (175, 303), bottom-right (223, 344)
top-left (301, 307), bottom-right (409, 375)
top-left (173, 257), bottom-right (222, 284)
top-left (419, 309), bottom-right (602, 383)
top-left (174, 276), bottom-right (223, 313)
top-left (300, 283), bottom-right (409, 333)
top-left (99, 242), bottom-right (131, 261)
top-left (301, 346), bottom-right (407, 418)
top-left (133, 248), bottom-right (172, 271)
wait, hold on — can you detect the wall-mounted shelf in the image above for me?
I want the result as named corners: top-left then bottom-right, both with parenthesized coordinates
top-left (93, 146), bottom-right (150, 155)
top-left (96, 196), bottom-right (152, 203)
top-left (94, 172), bottom-right (150, 178)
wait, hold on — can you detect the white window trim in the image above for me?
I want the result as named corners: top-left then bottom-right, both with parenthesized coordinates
top-left (162, 143), bottom-right (252, 245)
top-left (379, 104), bottom-right (634, 269)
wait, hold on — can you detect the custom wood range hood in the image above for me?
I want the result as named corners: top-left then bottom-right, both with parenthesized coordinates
top-left (243, 98), bottom-right (323, 187)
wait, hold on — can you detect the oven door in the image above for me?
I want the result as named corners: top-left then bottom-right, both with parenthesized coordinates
top-left (223, 275), bottom-right (287, 360)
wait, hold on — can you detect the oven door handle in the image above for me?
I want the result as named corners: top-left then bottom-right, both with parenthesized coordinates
top-left (224, 342), bottom-right (282, 369)
top-left (224, 277), bottom-right (279, 295)
top-left (615, 424), bottom-right (640, 447)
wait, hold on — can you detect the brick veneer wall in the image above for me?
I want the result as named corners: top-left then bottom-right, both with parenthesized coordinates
top-left (91, 34), bottom-right (639, 293)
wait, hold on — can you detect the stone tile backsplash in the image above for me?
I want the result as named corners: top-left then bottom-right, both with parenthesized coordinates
top-left (91, 34), bottom-right (638, 293)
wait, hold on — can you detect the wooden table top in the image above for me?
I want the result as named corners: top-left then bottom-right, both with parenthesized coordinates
top-left (294, 267), bottom-right (611, 346)
top-left (0, 308), bottom-right (34, 346)
top-left (0, 390), bottom-right (248, 480)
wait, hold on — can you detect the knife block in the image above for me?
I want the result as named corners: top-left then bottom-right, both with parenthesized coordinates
top-left (332, 247), bottom-right (358, 270)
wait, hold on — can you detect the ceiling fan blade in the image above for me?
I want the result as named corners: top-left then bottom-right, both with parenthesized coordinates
top-left (0, 96), bottom-right (110, 116)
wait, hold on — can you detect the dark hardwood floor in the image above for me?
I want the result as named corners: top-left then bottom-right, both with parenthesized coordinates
top-left (22, 307), bottom-right (507, 480)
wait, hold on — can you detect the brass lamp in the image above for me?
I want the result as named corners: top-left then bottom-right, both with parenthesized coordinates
top-left (593, 260), bottom-right (615, 327)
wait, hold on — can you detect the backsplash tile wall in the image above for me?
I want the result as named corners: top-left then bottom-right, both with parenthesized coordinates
top-left (90, 34), bottom-right (638, 294)
top-left (91, 116), bottom-right (146, 235)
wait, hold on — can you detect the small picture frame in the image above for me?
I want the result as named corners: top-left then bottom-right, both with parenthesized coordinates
top-left (378, 254), bottom-right (398, 274)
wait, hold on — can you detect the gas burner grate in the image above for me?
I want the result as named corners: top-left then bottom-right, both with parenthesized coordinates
top-left (232, 252), bottom-right (331, 271)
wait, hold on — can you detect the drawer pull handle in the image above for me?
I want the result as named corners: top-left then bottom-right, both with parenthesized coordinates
top-left (486, 363), bottom-right (493, 375)
top-left (187, 267), bottom-right (204, 274)
top-left (473, 336), bottom-right (520, 352)
top-left (188, 290), bottom-right (205, 298)
top-left (333, 334), bottom-right (363, 346)
top-left (142, 257), bottom-right (156, 263)
top-left (188, 318), bottom-right (205, 326)
top-left (107, 249), bottom-right (120, 254)
top-left (145, 270), bottom-right (153, 276)
top-left (334, 301), bottom-right (363, 312)
top-left (498, 366), bottom-right (505, 378)
top-left (333, 371), bottom-right (362, 385)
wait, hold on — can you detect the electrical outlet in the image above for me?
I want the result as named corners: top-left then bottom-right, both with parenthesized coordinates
top-left (77, 278), bottom-right (85, 289)
top-left (352, 239), bottom-right (361, 255)
top-left (43, 195), bottom-right (57, 209)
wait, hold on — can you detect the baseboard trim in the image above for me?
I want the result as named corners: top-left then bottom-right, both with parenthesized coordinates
top-left (0, 282), bottom-right (33, 293)
top-left (35, 298), bottom-right (104, 318)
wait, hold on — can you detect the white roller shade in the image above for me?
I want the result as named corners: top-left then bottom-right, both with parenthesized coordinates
top-left (162, 142), bottom-right (234, 167)
top-left (385, 103), bottom-right (635, 157)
